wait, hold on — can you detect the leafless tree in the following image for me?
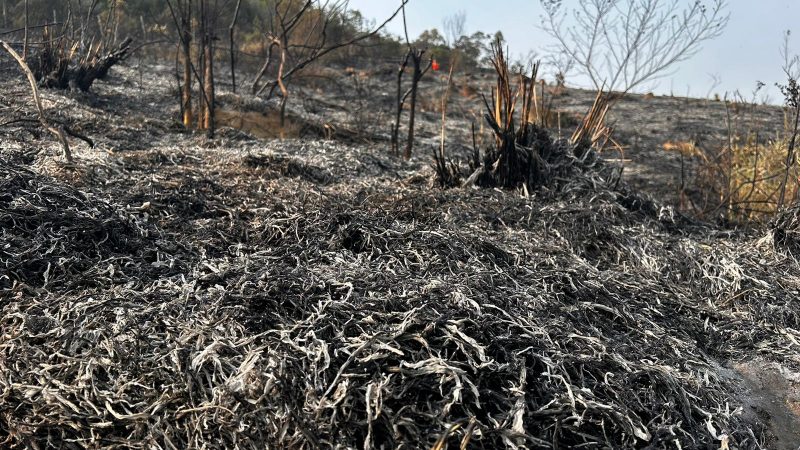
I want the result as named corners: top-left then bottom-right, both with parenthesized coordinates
top-left (442, 10), bottom-right (466, 48)
top-left (250, 0), bottom-right (408, 126)
top-left (541, 0), bottom-right (729, 94)
top-left (705, 72), bottom-right (721, 100)
top-left (166, 0), bottom-right (221, 137)
top-left (391, 2), bottom-right (432, 159)
top-left (545, 48), bottom-right (574, 87)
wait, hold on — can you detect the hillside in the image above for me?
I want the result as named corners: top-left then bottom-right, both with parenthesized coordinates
top-left (1, 62), bottom-right (800, 449)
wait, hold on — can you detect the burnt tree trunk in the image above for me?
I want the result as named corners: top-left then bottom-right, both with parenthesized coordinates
top-left (391, 51), bottom-right (410, 156)
top-left (84, 37), bottom-right (132, 83)
top-left (23, 0), bottom-right (28, 59)
top-left (203, 31), bottom-right (215, 137)
top-left (180, 0), bottom-right (193, 127)
top-left (404, 49), bottom-right (426, 159)
top-left (229, 0), bottom-right (242, 94)
top-left (276, 44), bottom-right (289, 129)
top-left (196, 0), bottom-right (206, 131)
top-left (200, 0), bottom-right (215, 138)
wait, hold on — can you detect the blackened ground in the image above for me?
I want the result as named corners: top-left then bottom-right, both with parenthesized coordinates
top-left (0, 63), bottom-right (798, 449)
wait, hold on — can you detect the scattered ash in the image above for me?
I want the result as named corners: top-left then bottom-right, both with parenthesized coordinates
top-left (1, 66), bottom-right (799, 449)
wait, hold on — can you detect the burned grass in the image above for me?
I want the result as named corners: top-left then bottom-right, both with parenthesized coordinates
top-left (0, 158), bottom-right (173, 292)
top-left (2, 67), bottom-right (800, 449)
top-left (3, 137), bottom-right (800, 449)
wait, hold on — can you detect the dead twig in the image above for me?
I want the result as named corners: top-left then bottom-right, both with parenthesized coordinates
top-left (0, 39), bottom-right (72, 161)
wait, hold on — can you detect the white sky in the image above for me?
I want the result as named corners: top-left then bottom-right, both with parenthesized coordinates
top-left (349, 0), bottom-right (800, 104)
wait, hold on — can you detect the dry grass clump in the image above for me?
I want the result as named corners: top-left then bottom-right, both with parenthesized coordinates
top-left (724, 133), bottom-right (799, 219)
top-left (215, 107), bottom-right (302, 139)
top-left (459, 81), bottom-right (479, 99)
top-left (682, 70), bottom-right (800, 223)
top-left (687, 124), bottom-right (800, 222)
top-left (663, 140), bottom-right (704, 159)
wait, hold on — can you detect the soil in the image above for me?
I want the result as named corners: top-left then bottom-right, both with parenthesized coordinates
top-left (734, 359), bottom-right (800, 450)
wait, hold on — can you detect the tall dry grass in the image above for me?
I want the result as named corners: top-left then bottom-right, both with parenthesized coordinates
top-left (677, 105), bottom-right (800, 223)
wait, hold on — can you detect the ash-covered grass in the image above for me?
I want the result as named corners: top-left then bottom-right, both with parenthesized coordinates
top-left (1, 66), bottom-right (799, 449)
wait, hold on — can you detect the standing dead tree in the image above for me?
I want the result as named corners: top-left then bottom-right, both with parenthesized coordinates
top-left (166, 0), bottom-right (222, 137)
top-left (250, 0), bottom-right (408, 126)
top-left (229, 0), bottom-right (242, 93)
top-left (540, 0), bottom-right (729, 95)
top-left (442, 10), bottom-right (466, 49)
top-left (174, 0), bottom-right (194, 128)
top-left (391, 3), bottom-right (432, 159)
top-left (391, 47), bottom-right (431, 158)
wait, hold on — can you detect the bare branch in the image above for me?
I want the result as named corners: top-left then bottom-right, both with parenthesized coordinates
top-left (442, 10), bottom-right (466, 48)
top-left (252, 0), bottom-right (409, 98)
top-left (541, 0), bottom-right (729, 94)
top-left (0, 39), bottom-right (72, 161)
